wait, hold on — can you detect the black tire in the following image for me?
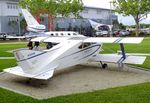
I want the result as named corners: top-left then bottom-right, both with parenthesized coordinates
top-left (102, 63), bottom-right (107, 69)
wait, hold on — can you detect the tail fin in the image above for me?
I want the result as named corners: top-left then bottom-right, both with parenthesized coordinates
top-left (21, 9), bottom-right (46, 32)
top-left (21, 9), bottom-right (39, 26)
top-left (14, 49), bottom-right (57, 75)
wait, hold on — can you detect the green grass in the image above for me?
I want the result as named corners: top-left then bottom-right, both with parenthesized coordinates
top-left (0, 44), bottom-right (26, 57)
top-left (0, 40), bottom-right (27, 43)
top-left (0, 59), bottom-right (17, 72)
top-left (102, 38), bottom-right (150, 54)
top-left (0, 82), bottom-right (150, 103)
top-left (0, 43), bottom-right (25, 70)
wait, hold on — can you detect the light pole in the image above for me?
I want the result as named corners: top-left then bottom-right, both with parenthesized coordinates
top-left (18, 8), bottom-right (21, 36)
top-left (0, 2), bottom-right (2, 32)
top-left (109, 1), bottom-right (113, 37)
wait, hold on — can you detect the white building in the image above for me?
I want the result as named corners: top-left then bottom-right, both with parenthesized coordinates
top-left (0, 0), bottom-right (20, 34)
top-left (0, 0), bottom-right (117, 35)
top-left (80, 6), bottom-right (117, 25)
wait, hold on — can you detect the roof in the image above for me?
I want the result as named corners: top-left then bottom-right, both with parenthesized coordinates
top-left (84, 5), bottom-right (112, 11)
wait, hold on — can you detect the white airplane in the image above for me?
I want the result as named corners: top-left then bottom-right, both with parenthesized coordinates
top-left (4, 9), bottom-right (146, 80)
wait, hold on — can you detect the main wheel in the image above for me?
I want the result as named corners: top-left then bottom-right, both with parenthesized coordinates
top-left (102, 63), bottom-right (107, 69)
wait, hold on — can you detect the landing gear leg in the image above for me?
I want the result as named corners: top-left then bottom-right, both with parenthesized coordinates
top-left (100, 61), bottom-right (108, 69)
top-left (118, 63), bottom-right (124, 69)
top-left (26, 78), bottom-right (32, 84)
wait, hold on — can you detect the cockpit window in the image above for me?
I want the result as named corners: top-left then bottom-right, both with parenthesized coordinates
top-left (78, 43), bottom-right (92, 49)
top-left (73, 33), bottom-right (77, 35)
top-left (55, 33), bottom-right (59, 36)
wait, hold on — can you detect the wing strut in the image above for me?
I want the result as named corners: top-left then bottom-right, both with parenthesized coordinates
top-left (119, 43), bottom-right (126, 68)
top-left (120, 43), bottom-right (126, 59)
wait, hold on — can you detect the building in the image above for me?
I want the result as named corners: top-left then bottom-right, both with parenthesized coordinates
top-left (80, 6), bottom-right (117, 25)
top-left (0, 0), bottom-right (20, 35)
top-left (0, 0), bottom-right (117, 35)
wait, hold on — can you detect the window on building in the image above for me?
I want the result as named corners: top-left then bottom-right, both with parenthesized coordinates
top-left (83, 9), bottom-right (88, 14)
top-left (7, 4), bottom-right (10, 9)
top-left (8, 16), bottom-right (18, 22)
top-left (97, 10), bottom-right (102, 14)
top-left (7, 3), bottom-right (18, 9)
top-left (15, 4), bottom-right (18, 9)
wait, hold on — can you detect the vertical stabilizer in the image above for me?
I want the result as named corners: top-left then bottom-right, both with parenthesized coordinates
top-left (21, 9), bottom-right (39, 26)
top-left (21, 9), bottom-right (46, 32)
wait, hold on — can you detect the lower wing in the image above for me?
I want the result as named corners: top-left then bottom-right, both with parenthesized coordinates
top-left (90, 54), bottom-right (146, 65)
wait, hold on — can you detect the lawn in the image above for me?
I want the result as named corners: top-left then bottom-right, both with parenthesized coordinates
top-left (102, 38), bottom-right (150, 54)
top-left (0, 43), bottom-right (26, 57)
top-left (0, 59), bottom-right (17, 72)
top-left (0, 82), bottom-right (150, 103)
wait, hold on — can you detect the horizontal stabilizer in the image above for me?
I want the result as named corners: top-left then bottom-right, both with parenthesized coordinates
top-left (4, 66), bottom-right (55, 80)
top-left (90, 54), bottom-right (146, 64)
top-left (84, 37), bottom-right (144, 44)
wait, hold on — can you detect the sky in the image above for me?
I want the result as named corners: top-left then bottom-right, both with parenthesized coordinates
top-left (82, 0), bottom-right (150, 25)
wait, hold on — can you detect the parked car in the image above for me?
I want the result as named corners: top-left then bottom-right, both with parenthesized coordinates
top-left (95, 25), bottom-right (110, 37)
top-left (0, 33), bottom-right (7, 40)
top-left (119, 30), bottom-right (129, 36)
top-left (113, 30), bottom-right (120, 36)
top-left (96, 30), bottom-right (109, 37)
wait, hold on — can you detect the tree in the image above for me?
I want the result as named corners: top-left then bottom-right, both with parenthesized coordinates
top-left (57, 0), bottom-right (83, 18)
top-left (19, 0), bottom-right (47, 23)
top-left (19, 0), bottom-right (83, 31)
top-left (112, 0), bottom-right (150, 36)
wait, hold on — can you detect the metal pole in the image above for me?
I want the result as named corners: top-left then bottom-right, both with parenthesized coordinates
top-left (120, 43), bottom-right (126, 59)
top-left (18, 15), bottom-right (21, 36)
top-left (18, 7), bottom-right (21, 36)
top-left (109, 1), bottom-right (112, 37)
top-left (0, 2), bottom-right (3, 32)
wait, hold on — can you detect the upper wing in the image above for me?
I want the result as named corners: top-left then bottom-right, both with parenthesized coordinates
top-left (31, 37), bottom-right (144, 44)
top-left (83, 37), bottom-right (144, 44)
top-left (31, 36), bottom-right (69, 43)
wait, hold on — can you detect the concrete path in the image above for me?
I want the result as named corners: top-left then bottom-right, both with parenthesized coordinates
top-left (0, 57), bottom-right (15, 59)
top-left (115, 53), bottom-right (150, 56)
top-left (0, 42), bottom-right (27, 45)
top-left (0, 63), bottom-right (150, 100)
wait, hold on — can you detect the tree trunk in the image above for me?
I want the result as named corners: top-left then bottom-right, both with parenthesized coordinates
top-left (48, 14), bottom-right (54, 31)
top-left (134, 15), bottom-right (140, 37)
top-left (51, 15), bottom-right (54, 31)
top-left (48, 15), bottom-right (51, 31)
top-left (36, 13), bottom-right (41, 24)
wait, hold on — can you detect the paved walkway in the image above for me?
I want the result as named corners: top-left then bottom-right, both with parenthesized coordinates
top-left (0, 63), bottom-right (150, 100)
top-left (0, 42), bottom-right (27, 45)
top-left (115, 53), bottom-right (150, 56)
top-left (0, 57), bottom-right (15, 59)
